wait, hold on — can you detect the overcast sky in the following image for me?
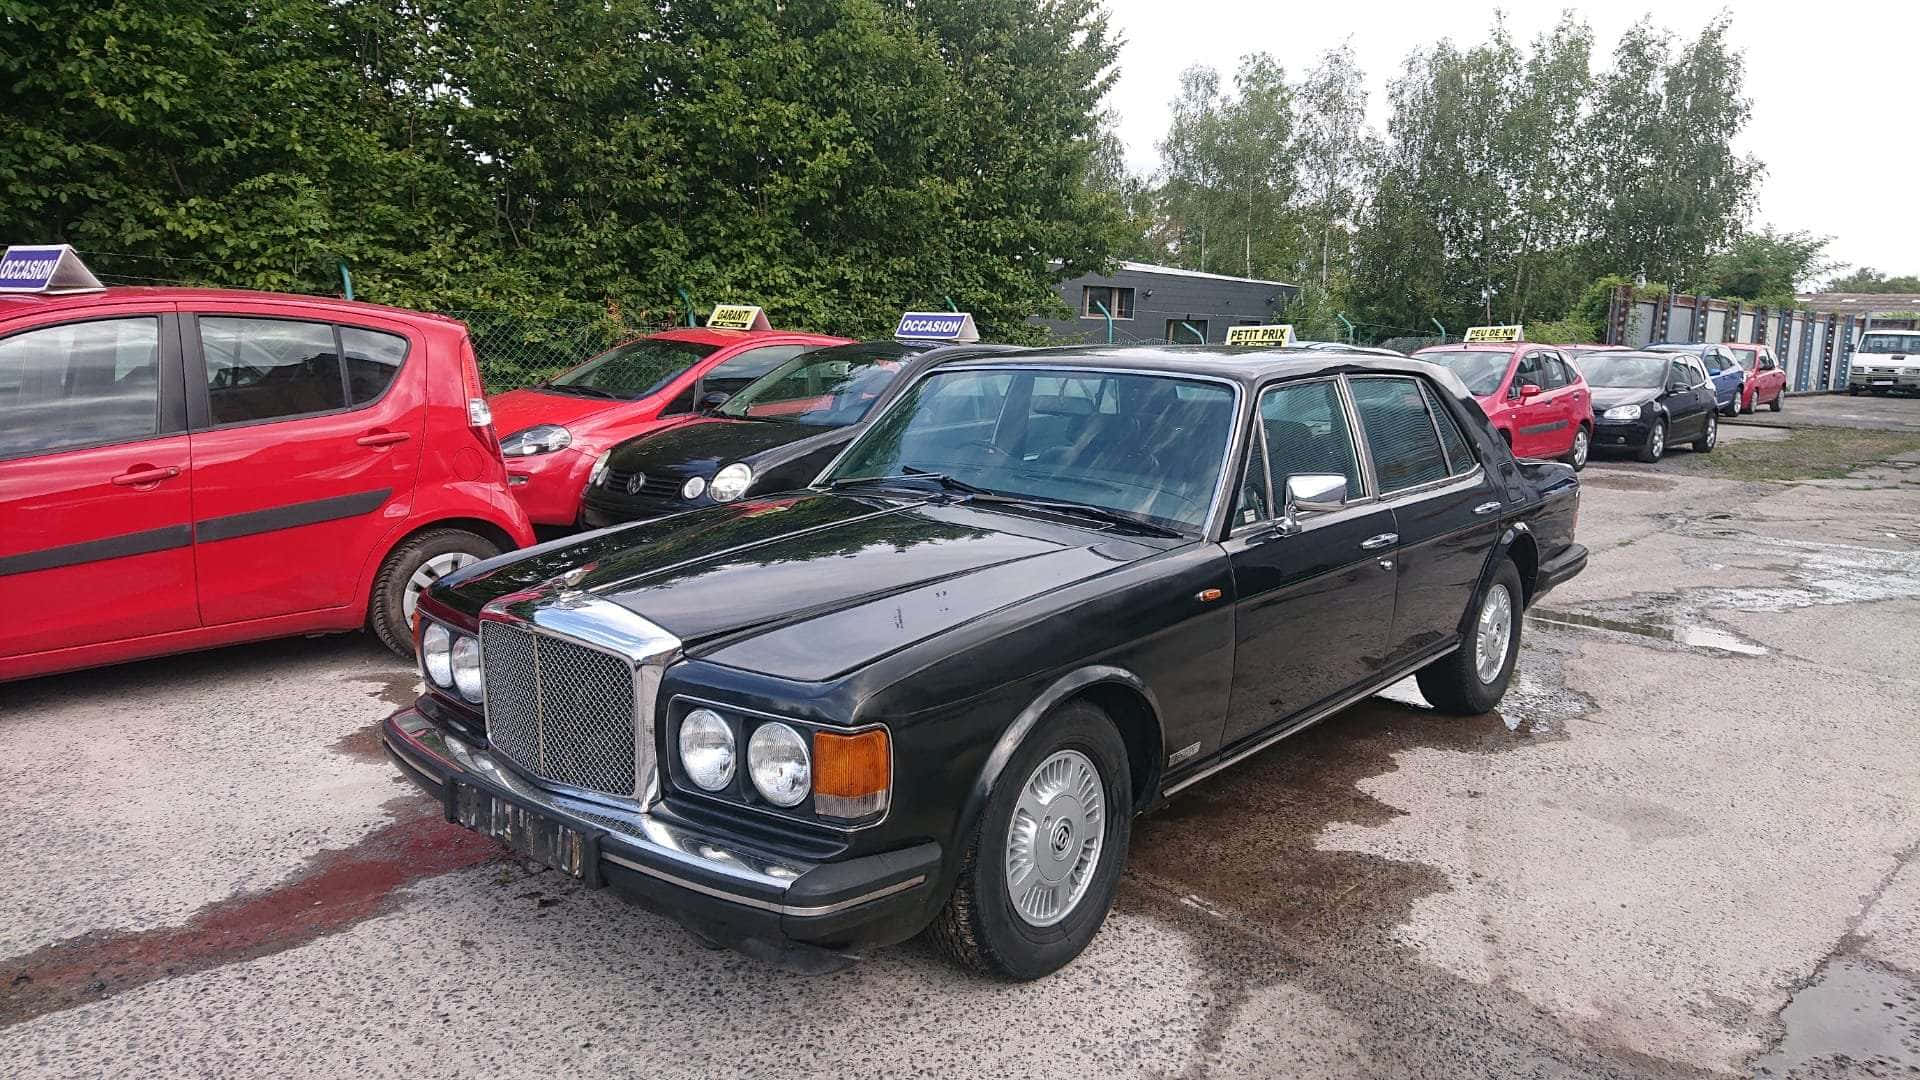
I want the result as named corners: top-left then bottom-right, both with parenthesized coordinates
top-left (1101, 0), bottom-right (1916, 280)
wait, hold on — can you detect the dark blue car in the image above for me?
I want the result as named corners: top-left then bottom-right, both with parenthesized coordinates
top-left (1649, 344), bottom-right (1745, 417)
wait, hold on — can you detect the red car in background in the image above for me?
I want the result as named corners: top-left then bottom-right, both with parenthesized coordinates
top-left (1414, 342), bottom-right (1593, 469)
top-left (0, 286), bottom-right (535, 682)
top-left (1727, 343), bottom-right (1788, 413)
top-left (489, 325), bottom-right (849, 532)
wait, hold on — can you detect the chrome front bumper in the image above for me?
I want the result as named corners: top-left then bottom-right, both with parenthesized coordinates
top-left (382, 707), bottom-right (938, 933)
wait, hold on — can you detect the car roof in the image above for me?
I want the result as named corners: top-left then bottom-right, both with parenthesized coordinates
top-left (0, 285), bottom-right (463, 325)
top-left (1647, 342), bottom-right (1722, 352)
top-left (1415, 342), bottom-right (1525, 353)
top-left (648, 326), bottom-right (842, 346)
top-left (926, 342), bottom-right (1478, 397)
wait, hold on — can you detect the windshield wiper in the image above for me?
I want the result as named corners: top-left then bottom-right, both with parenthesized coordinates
top-left (828, 467), bottom-right (992, 495)
top-left (963, 493), bottom-right (1185, 538)
top-left (543, 382), bottom-right (621, 399)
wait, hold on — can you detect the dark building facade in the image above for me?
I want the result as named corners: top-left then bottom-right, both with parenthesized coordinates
top-left (1031, 262), bottom-right (1300, 345)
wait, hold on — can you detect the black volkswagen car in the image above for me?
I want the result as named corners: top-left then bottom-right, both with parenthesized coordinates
top-left (579, 339), bottom-right (1012, 526)
top-left (1584, 350), bottom-right (1720, 462)
top-left (384, 346), bottom-right (1587, 980)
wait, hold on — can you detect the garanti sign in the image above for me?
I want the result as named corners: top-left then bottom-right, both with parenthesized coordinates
top-left (705, 304), bottom-right (772, 331)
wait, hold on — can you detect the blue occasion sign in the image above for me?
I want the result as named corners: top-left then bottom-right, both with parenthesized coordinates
top-left (0, 244), bottom-right (105, 293)
top-left (893, 311), bottom-right (979, 343)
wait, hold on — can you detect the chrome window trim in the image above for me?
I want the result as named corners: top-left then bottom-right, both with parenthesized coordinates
top-left (1417, 378), bottom-right (1481, 479)
top-left (813, 362), bottom-right (1248, 541)
top-left (1342, 372), bottom-right (1484, 499)
top-left (667, 693), bottom-right (895, 832)
top-left (1232, 373), bottom-right (1373, 534)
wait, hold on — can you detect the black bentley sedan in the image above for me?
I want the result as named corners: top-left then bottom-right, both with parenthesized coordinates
top-left (1584, 350), bottom-right (1720, 462)
top-left (579, 338), bottom-right (1014, 527)
top-left (383, 346), bottom-right (1587, 980)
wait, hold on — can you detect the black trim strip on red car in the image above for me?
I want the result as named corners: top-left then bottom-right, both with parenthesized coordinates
top-left (0, 524), bottom-right (194, 577)
top-left (194, 488), bottom-right (394, 543)
top-left (1518, 419), bottom-right (1569, 436)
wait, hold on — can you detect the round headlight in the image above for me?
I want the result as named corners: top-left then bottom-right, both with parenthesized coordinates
top-left (709, 463), bottom-right (753, 502)
top-left (500, 424), bottom-right (572, 457)
top-left (681, 475), bottom-right (707, 501)
top-left (422, 623), bottom-right (453, 687)
top-left (747, 723), bottom-right (811, 807)
top-left (450, 634), bottom-right (484, 703)
top-left (679, 709), bottom-right (736, 791)
top-left (588, 450), bottom-right (613, 488)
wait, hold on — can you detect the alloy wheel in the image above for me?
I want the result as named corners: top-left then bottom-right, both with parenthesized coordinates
top-left (1005, 749), bottom-right (1106, 928)
top-left (1474, 583), bottom-right (1513, 684)
top-left (1649, 424), bottom-right (1664, 459)
top-left (1571, 429), bottom-right (1589, 468)
top-left (403, 551), bottom-right (480, 624)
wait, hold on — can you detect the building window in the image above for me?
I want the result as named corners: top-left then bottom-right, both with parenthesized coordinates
top-left (1082, 286), bottom-right (1134, 320)
top-left (1166, 319), bottom-right (1209, 344)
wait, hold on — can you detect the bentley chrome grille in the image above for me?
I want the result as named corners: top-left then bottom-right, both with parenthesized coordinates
top-left (480, 621), bottom-right (641, 800)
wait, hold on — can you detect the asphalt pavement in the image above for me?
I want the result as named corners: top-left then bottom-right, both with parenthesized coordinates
top-left (1, 402), bottom-right (1916, 1079)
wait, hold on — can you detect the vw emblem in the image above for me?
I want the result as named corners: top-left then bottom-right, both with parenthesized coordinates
top-left (625, 472), bottom-right (646, 495)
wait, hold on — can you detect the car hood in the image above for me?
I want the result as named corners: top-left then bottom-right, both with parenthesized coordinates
top-left (489, 387), bottom-right (628, 437)
top-left (1588, 386), bottom-right (1660, 409)
top-left (436, 491), bottom-right (1164, 680)
top-left (606, 416), bottom-right (845, 478)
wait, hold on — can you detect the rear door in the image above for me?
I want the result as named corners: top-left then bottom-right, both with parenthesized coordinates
top-left (1660, 356), bottom-right (1708, 439)
top-left (1507, 349), bottom-right (1561, 458)
top-left (184, 308), bottom-right (426, 625)
top-left (0, 308), bottom-right (198, 657)
top-left (1347, 374), bottom-right (1503, 662)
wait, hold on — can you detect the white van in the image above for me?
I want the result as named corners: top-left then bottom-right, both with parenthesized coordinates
top-left (1850, 329), bottom-right (1920, 394)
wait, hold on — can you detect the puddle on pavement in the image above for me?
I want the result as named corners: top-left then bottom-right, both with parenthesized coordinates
top-left (347, 668), bottom-right (422, 711)
top-left (0, 800), bottom-right (498, 1027)
top-left (1579, 471), bottom-right (1681, 493)
top-left (1751, 954), bottom-right (1920, 1077)
top-left (1529, 609), bottom-right (1769, 657)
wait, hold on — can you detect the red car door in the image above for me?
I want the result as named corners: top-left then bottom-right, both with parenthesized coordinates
top-left (0, 306), bottom-right (199, 658)
top-left (1506, 349), bottom-right (1560, 458)
top-left (1541, 350), bottom-right (1588, 454)
top-left (183, 306), bottom-right (427, 626)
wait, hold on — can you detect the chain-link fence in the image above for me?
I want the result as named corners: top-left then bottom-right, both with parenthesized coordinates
top-left (444, 311), bottom-right (673, 392)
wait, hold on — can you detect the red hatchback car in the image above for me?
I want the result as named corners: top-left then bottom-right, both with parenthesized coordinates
top-left (1414, 342), bottom-right (1593, 469)
top-left (1727, 343), bottom-right (1788, 413)
top-left (489, 325), bottom-right (850, 531)
top-left (0, 287), bottom-right (535, 682)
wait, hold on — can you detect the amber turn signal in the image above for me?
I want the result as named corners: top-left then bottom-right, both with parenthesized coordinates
top-left (811, 729), bottom-right (891, 819)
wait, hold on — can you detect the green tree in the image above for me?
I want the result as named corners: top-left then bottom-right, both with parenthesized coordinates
top-left (1699, 228), bottom-right (1839, 304)
top-left (1157, 53), bottom-right (1302, 280)
top-left (1822, 268), bottom-right (1920, 293)
top-left (1292, 41), bottom-right (1377, 291)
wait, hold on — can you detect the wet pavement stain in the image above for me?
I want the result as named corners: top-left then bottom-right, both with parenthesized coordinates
top-left (1579, 472), bottom-right (1682, 493)
top-left (0, 802), bottom-right (500, 1027)
top-left (1751, 954), bottom-right (1920, 1078)
top-left (346, 668), bottom-right (423, 711)
top-left (329, 723), bottom-right (389, 762)
top-left (1530, 608), bottom-right (1770, 657)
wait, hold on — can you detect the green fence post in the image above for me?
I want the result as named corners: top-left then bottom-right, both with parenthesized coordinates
top-left (1092, 300), bottom-right (1115, 344)
top-left (1180, 320), bottom-right (1205, 344)
top-left (677, 287), bottom-right (696, 328)
top-left (1430, 317), bottom-right (1447, 342)
top-left (1336, 312), bottom-right (1356, 344)
top-left (338, 260), bottom-right (354, 301)
top-left (944, 296), bottom-right (959, 313)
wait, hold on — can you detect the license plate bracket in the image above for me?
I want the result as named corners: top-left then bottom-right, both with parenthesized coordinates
top-left (452, 783), bottom-right (599, 883)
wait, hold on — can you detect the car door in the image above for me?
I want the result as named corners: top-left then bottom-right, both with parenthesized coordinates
top-left (1660, 357), bottom-right (1706, 440)
top-left (1220, 376), bottom-right (1396, 745)
top-left (1507, 350), bottom-right (1561, 458)
top-left (1544, 351), bottom-right (1589, 451)
top-left (184, 309), bottom-right (426, 625)
top-left (0, 308), bottom-right (199, 658)
top-left (1348, 374), bottom-right (1504, 662)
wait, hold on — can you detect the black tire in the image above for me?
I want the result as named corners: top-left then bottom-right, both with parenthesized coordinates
top-left (927, 700), bottom-right (1132, 981)
top-left (1740, 393), bottom-right (1754, 415)
top-left (1636, 418), bottom-right (1666, 463)
top-left (1415, 559), bottom-right (1523, 716)
top-left (1693, 411), bottom-right (1716, 453)
top-left (368, 528), bottom-right (500, 656)
top-left (1769, 391), bottom-right (1784, 413)
top-left (1560, 424), bottom-right (1591, 471)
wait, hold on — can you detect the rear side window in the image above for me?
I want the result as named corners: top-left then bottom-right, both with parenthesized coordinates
top-left (341, 327), bottom-right (408, 405)
top-left (1534, 353), bottom-right (1568, 389)
top-left (1258, 379), bottom-right (1362, 501)
top-left (201, 317), bottom-right (344, 425)
top-left (0, 317), bottom-right (163, 460)
top-left (1349, 376), bottom-right (1448, 493)
top-left (1421, 382), bottom-right (1477, 475)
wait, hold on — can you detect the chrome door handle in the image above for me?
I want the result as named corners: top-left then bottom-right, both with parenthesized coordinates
top-left (1473, 500), bottom-right (1502, 515)
top-left (1360, 533), bottom-right (1397, 550)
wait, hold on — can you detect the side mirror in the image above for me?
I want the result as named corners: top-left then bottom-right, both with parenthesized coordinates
top-left (1276, 473), bottom-right (1347, 535)
top-left (1518, 383), bottom-right (1543, 398)
top-left (697, 390), bottom-right (732, 413)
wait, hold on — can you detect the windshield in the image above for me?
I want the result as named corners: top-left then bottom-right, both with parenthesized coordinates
top-left (549, 338), bottom-right (719, 399)
top-left (717, 342), bottom-right (914, 426)
top-left (1419, 350), bottom-right (1511, 397)
top-left (1859, 333), bottom-right (1920, 354)
top-left (825, 368), bottom-right (1236, 533)
top-left (1580, 353), bottom-right (1669, 389)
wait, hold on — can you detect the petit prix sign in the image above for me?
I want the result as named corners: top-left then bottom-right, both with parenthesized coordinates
top-left (1224, 324), bottom-right (1295, 347)
top-left (0, 245), bottom-right (104, 294)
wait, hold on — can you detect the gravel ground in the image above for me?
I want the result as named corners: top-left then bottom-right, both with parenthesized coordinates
top-left (1, 405), bottom-right (1916, 1079)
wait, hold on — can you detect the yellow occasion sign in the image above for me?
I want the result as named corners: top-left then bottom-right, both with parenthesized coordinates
top-left (1225, 324), bottom-right (1295, 347)
top-left (1463, 324), bottom-right (1524, 343)
top-left (706, 304), bottom-right (771, 331)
